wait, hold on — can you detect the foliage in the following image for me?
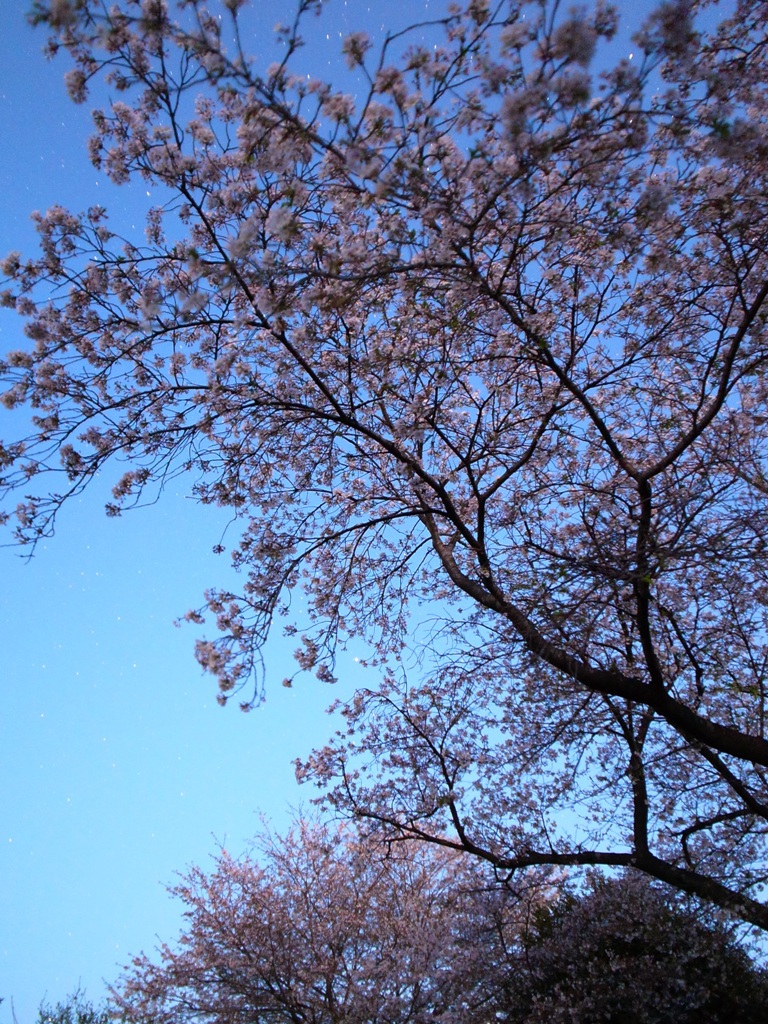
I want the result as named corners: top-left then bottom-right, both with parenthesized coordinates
top-left (110, 821), bottom-right (513, 1024)
top-left (501, 875), bottom-right (768, 1023)
top-left (111, 826), bottom-right (768, 1024)
top-left (4, 0), bottom-right (768, 925)
top-left (37, 992), bottom-right (111, 1024)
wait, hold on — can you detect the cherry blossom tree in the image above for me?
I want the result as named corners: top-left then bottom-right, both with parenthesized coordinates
top-left (3, 0), bottom-right (768, 926)
top-left (110, 820), bottom-right (512, 1024)
top-left (111, 828), bottom-right (768, 1024)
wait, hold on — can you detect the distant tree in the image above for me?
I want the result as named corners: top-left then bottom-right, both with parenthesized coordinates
top-left (500, 874), bottom-right (768, 1024)
top-left (4, 0), bottom-right (768, 926)
top-left (110, 820), bottom-right (513, 1024)
top-left (37, 991), bottom-right (111, 1024)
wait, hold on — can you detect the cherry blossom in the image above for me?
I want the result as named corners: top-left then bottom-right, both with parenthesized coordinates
top-left (111, 824), bottom-right (768, 1024)
top-left (111, 820), bottom-right (521, 1024)
top-left (6, 0), bottom-right (768, 927)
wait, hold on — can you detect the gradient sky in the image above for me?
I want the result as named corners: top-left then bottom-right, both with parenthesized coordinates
top-left (0, 3), bottom-right (386, 1019)
top-left (1, 1), bottom-right (664, 1021)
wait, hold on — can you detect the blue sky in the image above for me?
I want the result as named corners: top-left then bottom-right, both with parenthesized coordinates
top-left (0, 3), bottom-right (380, 1019)
top-left (0, 0), bottom-right (669, 1020)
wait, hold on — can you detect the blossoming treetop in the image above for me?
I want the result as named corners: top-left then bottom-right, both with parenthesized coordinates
top-left (3, 0), bottom-right (768, 927)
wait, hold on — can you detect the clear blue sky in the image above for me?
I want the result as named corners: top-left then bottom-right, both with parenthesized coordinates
top-left (0, 3), bottom-right (384, 1018)
top-left (0, 1), bottom-right (664, 1021)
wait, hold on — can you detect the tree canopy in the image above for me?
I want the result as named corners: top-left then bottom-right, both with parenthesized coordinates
top-left (37, 992), bottom-right (111, 1024)
top-left (3, 0), bottom-right (768, 926)
top-left (503, 874), bottom-right (768, 1023)
top-left (111, 823), bottom-right (768, 1024)
top-left (112, 821), bottom-right (507, 1024)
